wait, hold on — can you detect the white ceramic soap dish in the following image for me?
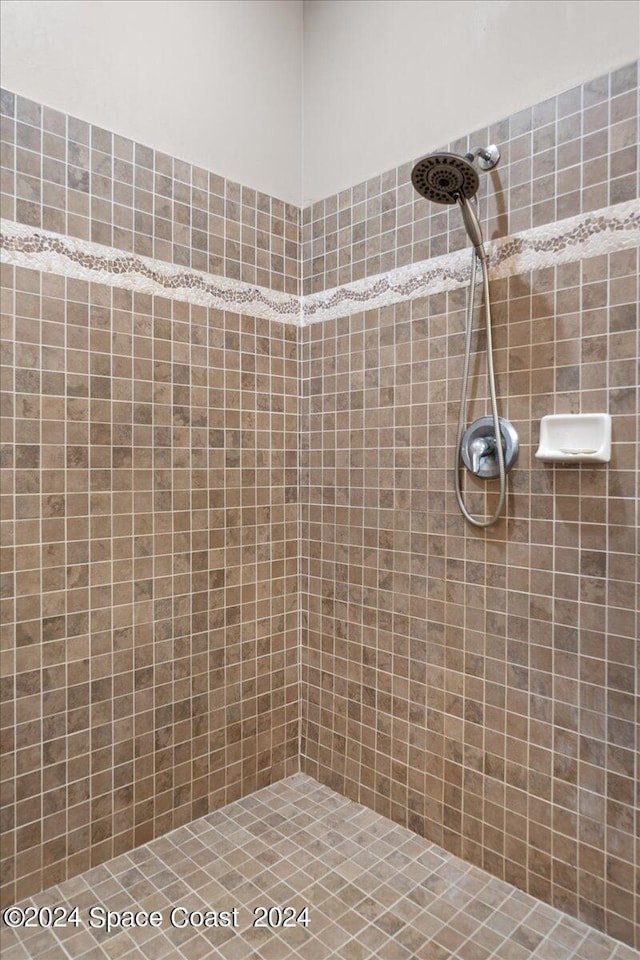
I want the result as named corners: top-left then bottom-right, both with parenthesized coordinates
top-left (535, 414), bottom-right (612, 463)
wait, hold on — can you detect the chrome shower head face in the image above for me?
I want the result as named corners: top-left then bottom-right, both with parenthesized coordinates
top-left (411, 152), bottom-right (479, 205)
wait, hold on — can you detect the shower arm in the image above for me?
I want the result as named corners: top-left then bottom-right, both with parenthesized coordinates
top-left (465, 147), bottom-right (491, 163)
top-left (464, 144), bottom-right (501, 171)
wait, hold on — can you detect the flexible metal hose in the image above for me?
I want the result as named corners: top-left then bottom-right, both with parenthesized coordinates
top-left (453, 249), bottom-right (506, 527)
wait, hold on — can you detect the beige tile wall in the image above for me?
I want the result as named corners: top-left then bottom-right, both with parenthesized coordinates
top-left (300, 250), bottom-right (639, 949)
top-left (299, 61), bottom-right (639, 949)
top-left (302, 61), bottom-right (638, 294)
top-left (1, 60), bottom-right (638, 953)
top-left (0, 264), bottom-right (300, 906)
top-left (0, 89), bottom-right (300, 294)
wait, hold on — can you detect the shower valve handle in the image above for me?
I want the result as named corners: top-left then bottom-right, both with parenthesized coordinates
top-left (457, 196), bottom-right (488, 260)
top-left (461, 417), bottom-right (519, 480)
top-left (470, 436), bottom-right (495, 474)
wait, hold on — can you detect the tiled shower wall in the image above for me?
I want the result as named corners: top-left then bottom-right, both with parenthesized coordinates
top-left (0, 85), bottom-right (302, 906)
top-left (0, 263), bottom-right (300, 905)
top-left (0, 89), bottom-right (300, 293)
top-left (302, 61), bottom-right (638, 294)
top-left (300, 253), bottom-right (638, 945)
top-left (300, 59), bottom-right (639, 949)
top-left (1, 60), bottom-right (639, 952)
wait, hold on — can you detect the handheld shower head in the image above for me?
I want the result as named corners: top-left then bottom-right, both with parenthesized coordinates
top-left (411, 150), bottom-right (494, 261)
top-left (411, 152), bottom-right (479, 205)
top-left (411, 145), bottom-right (512, 527)
top-left (456, 196), bottom-right (487, 261)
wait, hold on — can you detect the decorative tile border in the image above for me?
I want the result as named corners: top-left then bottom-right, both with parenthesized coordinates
top-left (302, 60), bottom-right (639, 297)
top-left (0, 219), bottom-right (300, 325)
top-left (301, 199), bottom-right (640, 324)
top-left (2, 200), bottom-right (639, 326)
top-left (0, 87), bottom-right (300, 295)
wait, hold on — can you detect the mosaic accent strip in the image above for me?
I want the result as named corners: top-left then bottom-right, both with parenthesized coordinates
top-left (302, 60), bottom-right (639, 296)
top-left (0, 218), bottom-right (300, 324)
top-left (0, 87), bottom-right (301, 295)
top-left (2, 200), bottom-right (639, 327)
top-left (302, 199), bottom-right (640, 323)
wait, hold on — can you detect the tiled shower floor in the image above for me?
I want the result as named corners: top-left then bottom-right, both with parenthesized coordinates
top-left (3, 775), bottom-right (637, 960)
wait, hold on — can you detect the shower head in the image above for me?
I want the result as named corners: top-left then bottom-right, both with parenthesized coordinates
top-left (411, 152), bottom-right (479, 205)
top-left (411, 147), bottom-right (500, 261)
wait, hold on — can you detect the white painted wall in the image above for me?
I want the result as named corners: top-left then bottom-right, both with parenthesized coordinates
top-left (0, 0), bottom-right (303, 205)
top-left (2, 1), bottom-right (638, 207)
top-left (303, 0), bottom-right (640, 203)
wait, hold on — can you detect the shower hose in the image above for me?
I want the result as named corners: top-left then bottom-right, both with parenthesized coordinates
top-left (454, 249), bottom-right (506, 527)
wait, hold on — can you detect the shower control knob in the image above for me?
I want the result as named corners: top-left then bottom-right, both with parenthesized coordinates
top-left (461, 416), bottom-right (519, 479)
top-left (470, 435), bottom-right (496, 474)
